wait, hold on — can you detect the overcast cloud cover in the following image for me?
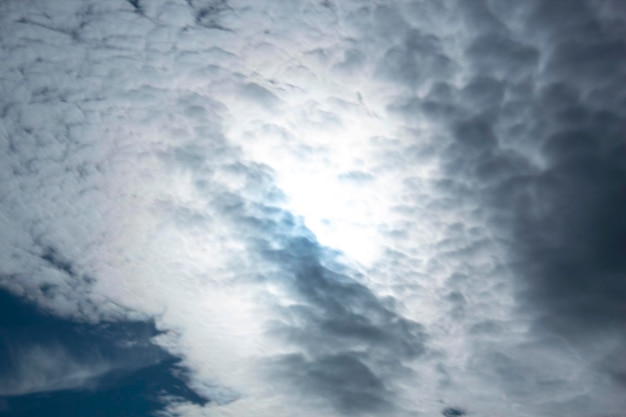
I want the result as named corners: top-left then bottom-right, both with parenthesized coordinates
top-left (1, 0), bottom-right (625, 416)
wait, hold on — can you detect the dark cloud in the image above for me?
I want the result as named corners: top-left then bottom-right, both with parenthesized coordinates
top-left (436, 0), bottom-right (626, 387)
top-left (460, 77), bottom-right (504, 110)
top-left (465, 33), bottom-right (539, 79)
top-left (39, 246), bottom-right (78, 279)
top-left (441, 407), bottom-right (466, 417)
top-left (126, 0), bottom-right (143, 15)
top-left (361, 0), bottom-right (626, 411)
top-left (186, 0), bottom-right (232, 29)
top-left (377, 29), bottom-right (455, 88)
top-left (513, 144), bottom-right (626, 335)
top-left (270, 353), bottom-right (391, 415)
top-left (507, 1), bottom-right (626, 340)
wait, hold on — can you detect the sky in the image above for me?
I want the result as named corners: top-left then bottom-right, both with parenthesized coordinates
top-left (0, 0), bottom-right (625, 416)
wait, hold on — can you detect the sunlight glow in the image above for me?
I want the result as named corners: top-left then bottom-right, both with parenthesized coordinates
top-left (225, 70), bottom-right (398, 267)
top-left (279, 169), bottom-right (384, 267)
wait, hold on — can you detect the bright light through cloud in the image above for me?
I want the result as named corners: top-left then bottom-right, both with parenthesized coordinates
top-left (230, 78), bottom-right (398, 268)
top-left (279, 168), bottom-right (383, 267)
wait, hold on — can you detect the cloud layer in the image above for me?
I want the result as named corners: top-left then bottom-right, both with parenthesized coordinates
top-left (1, 0), bottom-right (625, 416)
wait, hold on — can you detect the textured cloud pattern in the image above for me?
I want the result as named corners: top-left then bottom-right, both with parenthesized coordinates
top-left (1, 0), bottom-right (625, 416)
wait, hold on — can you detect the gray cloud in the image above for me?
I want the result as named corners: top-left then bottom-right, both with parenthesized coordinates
top-left (423, 0), bottom-right (626, 411)
top-left (469, 0), bottom-right (626, 342)
top-left (258, 227), bottom-right (427, 414)
top-left (183, 167), bottom-right (429, 413)
top-left (377, 29), bottom-right (456, 88)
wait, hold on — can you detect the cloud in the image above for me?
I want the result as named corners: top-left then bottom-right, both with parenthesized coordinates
top-left (1, 0), bottom-right (625, 416)
top-left (1, 343), bottom-right (111, 396)
top-left (420, 0), bottom-right (626, 413)
top-left (468, 0), bottom-right (626, 342)
top-left (242, 210), bottom-right (427, 414)
top-left (442, 407), bottom-right (466, 417)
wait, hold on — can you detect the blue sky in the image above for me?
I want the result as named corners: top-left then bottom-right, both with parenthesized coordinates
top-left (0, 288), bottom-right (207, 416)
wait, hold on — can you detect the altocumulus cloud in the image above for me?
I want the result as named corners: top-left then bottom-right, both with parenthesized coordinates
top-left (1, 0), bottom-right (625, 417)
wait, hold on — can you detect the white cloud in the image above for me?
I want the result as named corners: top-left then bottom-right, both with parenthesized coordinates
top-left (1, 0), bottom-right (625, 416)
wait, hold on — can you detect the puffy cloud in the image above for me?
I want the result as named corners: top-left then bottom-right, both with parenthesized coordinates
top-left (1, 0), bottom-right (625, 416)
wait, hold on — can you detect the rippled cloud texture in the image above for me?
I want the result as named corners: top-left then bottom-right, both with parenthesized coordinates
top-left (1, 0), bottom-right (625, 416)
